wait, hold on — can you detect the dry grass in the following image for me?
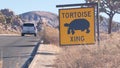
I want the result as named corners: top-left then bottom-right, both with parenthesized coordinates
top-left (54, 32), bottom-right (120, 68)
top-left (39, 23), bottom-right (120, 68)
top-left (39, 25), bottom-right (59, 45)
top-left (45, 26), bottom-right (59, 45)
top-left (0, 23), bottom-right (19, 34)
top-left (0, 28), bottom-right (19, 34)
top-left (0, 27), bottom-right (19, 34)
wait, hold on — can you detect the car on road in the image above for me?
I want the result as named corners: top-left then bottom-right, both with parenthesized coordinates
top-left (21, 23), bottom-right (37, 36)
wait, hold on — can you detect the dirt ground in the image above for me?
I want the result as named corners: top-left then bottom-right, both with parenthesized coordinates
top-left (29, 44), bottom-right (60, 68)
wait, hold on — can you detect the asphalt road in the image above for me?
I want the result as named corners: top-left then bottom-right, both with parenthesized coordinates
top-left (0, 35), bottom-right (40, 68)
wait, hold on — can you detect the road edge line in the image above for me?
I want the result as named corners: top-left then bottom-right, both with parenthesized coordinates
top-left (22, 41), bottom-right (41, 68)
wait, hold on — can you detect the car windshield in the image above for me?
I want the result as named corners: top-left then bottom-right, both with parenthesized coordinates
top-left (23, 23), bottom-right (34, 27)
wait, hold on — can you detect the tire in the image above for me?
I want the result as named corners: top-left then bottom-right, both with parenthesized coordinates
top-left (34, 34), bottom-right (37, 37)
top-left (21, 33), bottom-right (24, 36)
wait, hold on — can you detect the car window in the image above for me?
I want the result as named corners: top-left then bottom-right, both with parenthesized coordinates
top-left (23, 23), bottom-right (34, 27)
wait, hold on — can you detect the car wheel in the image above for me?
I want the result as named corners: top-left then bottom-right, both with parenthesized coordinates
top-left (34, 34), bottom-right (37, 37)
top-left (21, 33), bottom-right (24, 36)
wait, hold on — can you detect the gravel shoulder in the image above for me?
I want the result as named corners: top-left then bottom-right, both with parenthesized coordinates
top-left (29, 44), bottom-right (60, 68)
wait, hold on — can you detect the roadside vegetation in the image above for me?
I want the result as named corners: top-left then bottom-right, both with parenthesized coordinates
top-left (41, 21), bottom-right (120, 68)
top-left (0, 23), bottom-right (19, 34)
top-left (39, 22), bottom-right (59, 45)
top-left (54, 32), bottom-right (120, 68)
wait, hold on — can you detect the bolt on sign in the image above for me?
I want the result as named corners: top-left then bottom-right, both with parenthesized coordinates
top-left (59, 7), bottom-right (95, 45)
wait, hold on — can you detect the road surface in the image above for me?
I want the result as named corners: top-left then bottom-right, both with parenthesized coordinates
top-left (0, 35), bottom-right (40, 68)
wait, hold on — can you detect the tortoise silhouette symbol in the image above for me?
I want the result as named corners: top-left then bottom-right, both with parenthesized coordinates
top-left (64, 19), bottom-right (90, 35)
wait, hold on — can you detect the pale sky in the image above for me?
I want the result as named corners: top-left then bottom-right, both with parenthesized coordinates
top-left (0, 0), bottom-right (84, 14)
top-left (0, 0), bottom-right (120, 22)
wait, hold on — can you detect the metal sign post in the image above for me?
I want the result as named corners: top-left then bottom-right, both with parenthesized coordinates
top-left (97, 0), bottom-right (100, 46)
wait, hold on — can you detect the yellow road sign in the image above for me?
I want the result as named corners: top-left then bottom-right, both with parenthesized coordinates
top-left (59, 7), bottom-right (95, 45)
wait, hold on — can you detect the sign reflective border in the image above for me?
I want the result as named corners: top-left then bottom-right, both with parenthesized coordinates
top-left (59, 7), bottom-right (95, 45)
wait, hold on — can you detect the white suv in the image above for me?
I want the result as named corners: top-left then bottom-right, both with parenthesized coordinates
top-left (21, 23), bottom-right (37, 36)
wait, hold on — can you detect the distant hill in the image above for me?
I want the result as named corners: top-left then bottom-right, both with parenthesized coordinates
top-left (0, 9), bottom-right (22, 33)
top-left (1, 9), bottom-right (15, 17)
top-left (19, 11), bottom-right (59, 28)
